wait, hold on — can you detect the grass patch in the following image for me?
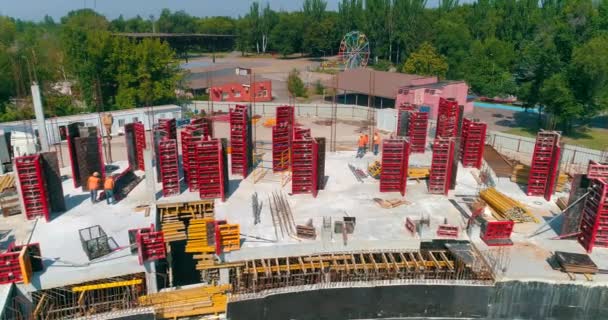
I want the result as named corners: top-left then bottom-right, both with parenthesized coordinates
top-left (504, 126), bottom-right (608, 150)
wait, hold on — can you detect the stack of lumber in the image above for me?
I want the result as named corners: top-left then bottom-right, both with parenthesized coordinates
top-left (296, 219), bottom-right (316, 239)
top-left (161, 221), bottom-right (187, 242)
top-left (186, 218), bottom-right (215, 253)
top-left (479, 187), bottom-right (539, 223)
top-left (556, 197), bottom-right (568, 210)
top-left (139, 284), bottom-right (231, 318)
top-left (511, 163), bottom-right (569, 191)
top-left (373, 198), bottom-right (410, 209)
top-left (0, 174), bottom-right (15, 193)
top-left (217, 224), bottom-right (240, 252)
top-left (554, 251), bottom-right (598, 274)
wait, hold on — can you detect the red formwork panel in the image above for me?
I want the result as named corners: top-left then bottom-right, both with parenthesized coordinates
top-left (272, 125), bottom-right (291, 172)
top-left (276, 105), bottom-right (295, 128)
top-left (0, 246), bottom-right (22, 285)
top-left (133, 122), bottom-right (146, 170)
top-left (428, 138), bottom-right (455, 195)
top-left (158, 139), bottom-right (180, 197)
top-left (181, 127), bottom-right (207, 190)
top-left (480, 220), bottom-right (514, 246)
top-left (527, 131), bottom-right (561, 200)
top-left (291, 137), bottom-right (319, 197)
top-left (230, 104), bottom-right (249, 177)
top-left (158, 118), bottom-right (177, 140)
top-left (293, 127), bottom-right (311, 140)
top-left (15, 155), bottom-right (50, 221)
top-left (191, 117), bottom-right (214, 137)
top-left (396, 104), bottom-right (417, 137)
top-left (588, 160), bottom-right (608, 180)
top-left (437, 225), bottom-right (459, 238)
top-left (0, 242), bottom-right (41, 284)
top-left (408, 111), bottom-right (429, 153)
top-left (460, 118), bottom-right (487, 169)
top-left (578, 178), bottom-right (608, 252)
top-left (380, 138), bottom-right (410, 196)
top-left (196, 139), bottom-right (226, 201)
top-left (136, 224), bottom-right (166, 265)
top-left (436, 98), bottom-right (460, 138)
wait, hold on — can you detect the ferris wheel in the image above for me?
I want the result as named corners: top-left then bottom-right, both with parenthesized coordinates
top-left (338, 31), bottom-right (370, 69)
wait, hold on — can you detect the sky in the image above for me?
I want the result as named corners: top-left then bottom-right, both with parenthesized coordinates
top-left (0, 0), bottom-right (342, 21)
top-left (0, 0), bottom-right (450, 21)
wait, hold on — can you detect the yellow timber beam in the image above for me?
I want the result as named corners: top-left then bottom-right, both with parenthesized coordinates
top-left (71, 279), bottom-right (143, 292)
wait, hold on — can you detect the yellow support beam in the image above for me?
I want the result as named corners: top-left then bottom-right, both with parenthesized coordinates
top-left (71, 279), bottom-right (143, 292)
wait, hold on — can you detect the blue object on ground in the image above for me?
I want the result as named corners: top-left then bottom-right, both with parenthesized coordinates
top-left (474, 102), bottom-right (539, 114)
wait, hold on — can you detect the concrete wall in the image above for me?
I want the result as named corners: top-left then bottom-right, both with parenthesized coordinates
top-left (227, 281), bottom-right (608, 320)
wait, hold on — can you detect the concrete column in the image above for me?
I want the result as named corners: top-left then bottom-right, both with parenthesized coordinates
top-left (143, 261), bottom-right (158, 294)
top-left (31, 82), bottom-right (49, 152)
top-left (143, 149), bottom-right (156, 203)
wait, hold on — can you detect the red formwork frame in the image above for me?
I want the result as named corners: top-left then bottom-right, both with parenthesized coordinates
top-left (428, 138), bottom-right (456, 195)
top-left (291, 136), bottom-right (319, 197)
top-left (396, 104), bottom-right (417, 137)
top-left (181, 126), bottom-right (206, 190)
top-left (196, 139), bottom-right (226, 201)
top-left (230, 104), bottom-right (249, 177)
top-left (158, 139), bottom-right (180, 197)
top-left (276, 105), bottom-right (295, 129)
top-left (408, 111), bottom-right (429, 153)
top-left (380, 138), bottom-right (410, 196)
top-left (480, 220), bottom-right (514, 246)
top-left (0, 245), bottom-right (23, 284)
top-left (293, 127), bottom-right (311, 140)
top-left (578, 178), bottom-right (608, 252)
top-left (158, 118), bottom-right (177, 140)
top-left (527, 131), bottom-right (561, 200)
top-left (15, 155), bottom-right (50, 221)
top-left (135, 224), bottom-right (166, 265)
top-left (191, 117), bottom-right (214, 137)
top-left (133, 122), bottom-right (146, 170)
top-left (588, 160), bottom-right (608, 179)
top-left (437, 225), bottom-right (459, 238)
top-left (436, 98), bottom-right (460, 138)
top-left (460, 118), bottom-right (487, 169)
top-left (66, 131), bottom-right (79, 188)
top-left (272, 124), bottom-right (291, 172)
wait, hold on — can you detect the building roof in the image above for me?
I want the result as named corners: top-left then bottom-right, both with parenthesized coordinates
top-left (400, 80), bottom-right (467, 91)
top-left (325, 69), bottom-right (436, 99)
top-left (187, 74), bottom-right (269, 90)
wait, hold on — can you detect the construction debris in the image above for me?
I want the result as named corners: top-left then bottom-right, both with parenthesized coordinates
top-left (0, 174), bottom-right (15, 193)
top-left (480, 187), bottom-right (539, 223)
top-left (373, 198), bottom-right (410, 209)
top-left (252, 192), bottom-right (262, 225)
top-left (268, 191), bottom-right (297, 239)
top-left (139, 284), bottom-right (231, 319)
top-left (556, 196), bottom-right (568, 210)
top-left (350, 163), bottom-right (368, 182)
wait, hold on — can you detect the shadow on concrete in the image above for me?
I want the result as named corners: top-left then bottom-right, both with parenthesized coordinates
top-left (227, 179), bottom-right (242, 199)
top-left (63, 194), bottom-right (90, 211)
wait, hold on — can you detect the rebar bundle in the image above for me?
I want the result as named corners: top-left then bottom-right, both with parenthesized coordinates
top-left (479, 187), bottom-right (539, 223)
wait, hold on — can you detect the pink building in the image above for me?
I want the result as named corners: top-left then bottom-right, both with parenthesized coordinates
top-left (395, 81), bottom-right (473, 119)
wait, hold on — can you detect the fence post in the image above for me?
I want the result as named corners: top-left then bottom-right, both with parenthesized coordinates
top-left (316, 104), bottom-right (318, 117)
top-left (571, 150), bottom-right (577, 165)
top-left (492, 134), bottom-right (497, 148)
top-left (352, 106), bottom-right (354, 118)
top-left (517, 138), bottom-right (521, 152)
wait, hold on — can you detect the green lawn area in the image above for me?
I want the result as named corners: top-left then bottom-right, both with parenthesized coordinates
top-left (504, 127), bottom-right (608, 150)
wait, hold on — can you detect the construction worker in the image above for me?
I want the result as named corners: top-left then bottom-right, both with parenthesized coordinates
top-left (357, 134), bottom-right (365, 158)
top-left (87, 172), bottom-right (101, 203)
top-left (363, 134), bottom-right (369, 154)
top-left (373, 131), bottom-right (381, 156)
top-left (104, 175), bottom-right (116, 205)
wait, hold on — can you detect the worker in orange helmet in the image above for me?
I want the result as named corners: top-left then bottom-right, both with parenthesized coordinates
top-left (87, 172), bottom-right (101, 203)
top-left (373, 131), bottom-right (381, 155)
top-left (104, 175), bottom-right (116, 205)
top-left (356, 133), bottom-right (365, 158)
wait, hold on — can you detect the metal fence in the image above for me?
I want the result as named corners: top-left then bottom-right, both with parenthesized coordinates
top-left (186, 101), bottom-right (605, 173)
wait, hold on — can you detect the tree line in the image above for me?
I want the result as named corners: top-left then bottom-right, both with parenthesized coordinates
top-left (1, 0), bottom-right (607, 131)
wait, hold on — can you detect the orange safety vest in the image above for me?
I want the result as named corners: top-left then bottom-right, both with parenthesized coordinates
top-left (358, 136), bottom-right (366, 147)
top-left (104, 178), bottom-right (115, 190)
top-left (373, 134), bottom-right (381, 145)
top-left (88, 176), bottom-right (101, 190)
top-left (363, 135), bottom-right (369, 144)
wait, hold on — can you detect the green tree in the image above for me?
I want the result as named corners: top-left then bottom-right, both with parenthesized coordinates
top-left (540, 73), bottom-right (583, 131)
top-left (432, 13), bottom-right (472, 79)
top-left (464, 38), bottom-right (516, 97)
top-left (402, 42), bottom-right (448, 78)
top-left (270, 13), bottom-right (304, 56)
top-left (287, 69), bottom-right (306, 98)
top-left (569, 34), bottom-right (608, 117)
top-left (303, 13), bottom-right (339, 56)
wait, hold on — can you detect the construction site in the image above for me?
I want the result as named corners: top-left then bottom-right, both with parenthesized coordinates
top-left (1, 94), bottom-right (608, 319)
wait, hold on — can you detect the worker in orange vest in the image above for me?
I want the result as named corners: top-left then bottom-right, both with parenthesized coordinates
top-left (87, 172), bottom-right (101, 203)
top-left (104, 175), bottom-right (116, 205)
top-left (373, 131), bottom-right (381, 155)
top-left (363, 134), bottom-right (369, 153)
top-left (356, 134), bottom-right (366, 158)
